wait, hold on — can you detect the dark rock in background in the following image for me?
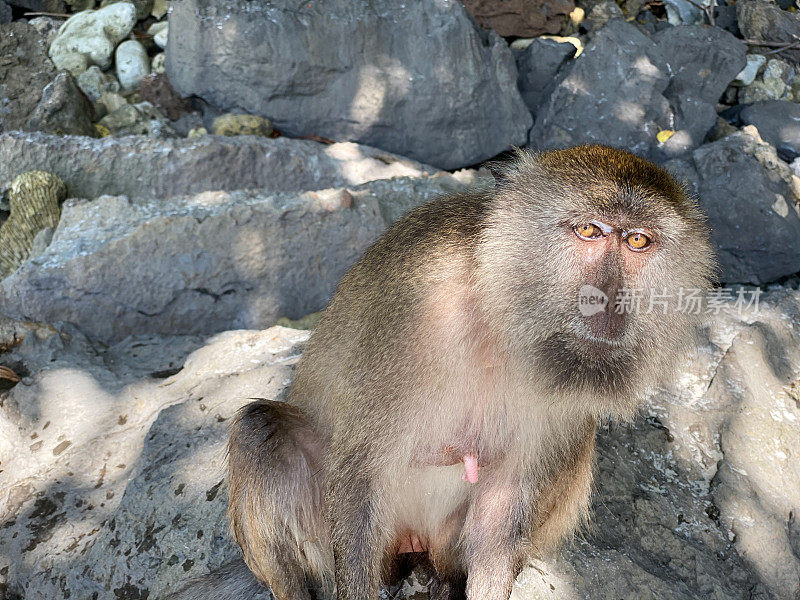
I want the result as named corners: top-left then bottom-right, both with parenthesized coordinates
top-left (514, 38), bottom-right (576, 116)
top-left (0, 1), bottom-right (11, 24)
top-left (529, 21), bottom-right (745, 160)
top-left (738, 0), bottom-right (800, 65)
top-left (463, 0), bottom-right (574, 36)
top-left (653, 24), bottom-right (746, 154)
top-left (25, 72), bottom-right (96, 137)
top-left (0, 132), bottom-right (436, 201)
top-left (0, 174), bottom-right (484, 343)
top-left (4, 0), bottom-right (64, 12)
top-left (739, 100), bottom-right (800, 161)
top-left (529, 20), bottom-right (671, 157)
top-left (667, 129), bottom-right (800, 285)
top-left (166, 0), bottom-right (531, 170)
top-left (139, 73), bottom-right (191, 121)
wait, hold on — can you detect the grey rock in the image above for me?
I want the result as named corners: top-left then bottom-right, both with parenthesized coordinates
top-left (529, 21), bottom-right (746, 160)
top-left (653, 24), bottom-right (746, 153)
top-left (0, 173), bottom-right (485, 342)
top-left (98, 101), bottom-right (176, 137)
top-left (686, 130), bottom-right (800, 284)
top-left (662, 0), bottom-right (705, 25)
top-left (76, 65), bottom-right (121, 103)
top-left (27, 16), bottom-right (63, 46)
top-left (740, 100), bottom-right (800, 161)
top-left (0, 22), bottom-right (58, 133)
top-left (24, 72), bottom-right (96, 137)
top-left (0, 131), bottom-right (437, 201)
top-left (514, 38), bottom-right (575, 115)
top-left (101, 0), bottom-right (153, 20)
top-left (739, 57), bottom-right (796, 104)
top-left (115, 40), bottom-right (150, 92)
top-left (166, 0), bottom-right (531, 170)
top-left (529, 20), bottom-right (671, 157)
top-left (0, 1), bottom-right (10, 24)
top-left (4, 0), bottom-right (64, 12)
top-left (2, 285), bottom-right (799, 599)
top-left (734, 53), bottom-right (767, 87)
top-left (738, 0), bottom-right (800, 65)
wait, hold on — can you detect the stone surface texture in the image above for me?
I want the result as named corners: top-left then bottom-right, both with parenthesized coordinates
top-left (165, 0), bottom-right (531, 170)
top-left (665, 129), bottom-right (800, 285)
top-left (529, 20), bottom-right (745, 160)
top-left (0, 132), bottom-right (437, 200)
top-left (0, 173), bottom-right (484, 343)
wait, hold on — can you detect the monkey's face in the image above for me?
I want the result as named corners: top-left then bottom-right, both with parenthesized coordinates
top-left (478, 146), bottom-right (716, 412)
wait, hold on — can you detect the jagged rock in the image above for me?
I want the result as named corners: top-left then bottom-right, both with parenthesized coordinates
top-left (166, 0), bottom-right (531, 170)
top-left (0, 171), bottom-right (66, 280)
top-left (463, 0), bottom-right (574, 36)
top-left (665, 128), bottom-right (800, 285)
top-left (529, 20), bottom-right (746, 160)
top-left (0, 132), bottom-right (437, 201)
top-left (24, 72), bottom-right (96, 137)
top-left (1, 285), bottom-right (798, 599)
top-left (738, 0), bottom-right (800, 65)
top-left (652, 24), bottom-right (746, 154)
top-left (0, 173), bottom-right (485, 342)
top-left (513, 38), bottom-right (576, 115)
top-left (97, 101), bottom-right (176, 137)
top-left (49, 2), bottom-right (137, 76)
top-left (734, 53), bottom-right (767, 87)
top-left (740, 100), bottom-right (800, 161)
top-left (0, 23), bottom-right (58, 133)
top-left (139, 73), bottom-right (190, 120)
top-left (76, 65), bottom-right (121, 102)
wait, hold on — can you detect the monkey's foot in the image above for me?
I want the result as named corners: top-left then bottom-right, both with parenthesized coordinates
top-left (461, 454), bottom-right (479, 483)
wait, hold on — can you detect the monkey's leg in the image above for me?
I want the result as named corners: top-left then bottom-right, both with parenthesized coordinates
top-left (228, 400), bottom-right (332, 600)
top-left (328, 462), bottom-right (388, 600)
top-left (460, 469), bottom-right (531, 600)
top-left (428, 504), bottom-right (468, 600)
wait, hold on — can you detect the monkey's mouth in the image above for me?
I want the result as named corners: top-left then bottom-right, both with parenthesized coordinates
top-left (570, 320), bottom-right (628, 349)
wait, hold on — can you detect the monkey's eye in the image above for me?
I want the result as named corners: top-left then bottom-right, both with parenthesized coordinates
top-left (574, 223), bottom-right (603, 240)
top-left (625, 232), bottom-right (652, 251)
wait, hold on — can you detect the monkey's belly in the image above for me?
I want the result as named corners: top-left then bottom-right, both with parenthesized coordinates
top-left (390, 463), bottom-right (470, 555)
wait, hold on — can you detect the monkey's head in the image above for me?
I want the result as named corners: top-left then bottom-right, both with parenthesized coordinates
top-left (477, 145), bottom-right (716, 416)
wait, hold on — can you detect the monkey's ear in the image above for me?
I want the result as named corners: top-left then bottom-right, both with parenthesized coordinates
top-left (484, 147), bottom-right (534, 186)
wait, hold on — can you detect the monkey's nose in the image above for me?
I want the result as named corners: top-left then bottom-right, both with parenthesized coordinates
top-left (583, 288), bottom-right (627, 340)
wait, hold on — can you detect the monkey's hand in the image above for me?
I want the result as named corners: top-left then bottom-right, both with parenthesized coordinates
top-left (462, 454), bottom-right (480, 484)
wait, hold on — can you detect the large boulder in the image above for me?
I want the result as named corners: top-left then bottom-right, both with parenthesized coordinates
top-left (0, 132), bottom-right (436, 200)
top-left (529, 20), bottom-right (746, 160)
top-left (0, 173), bottom-right (484, 343)
top-left (1, 284), bottom-right (799, 599)
top-left (665, 128), bottom-right (800, 285)
top-left (165, 0), bottom-right (531, 170)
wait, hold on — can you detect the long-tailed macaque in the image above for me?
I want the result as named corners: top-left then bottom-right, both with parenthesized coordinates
top-left (173, 145), bottom-right (716, 600)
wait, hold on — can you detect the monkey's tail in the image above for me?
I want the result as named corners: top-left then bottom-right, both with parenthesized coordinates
top-left (164, 558), bottom-right (271, 600)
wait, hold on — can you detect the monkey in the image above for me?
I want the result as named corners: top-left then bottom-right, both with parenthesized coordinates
top-left (170, 145), bottom-right (716, 600)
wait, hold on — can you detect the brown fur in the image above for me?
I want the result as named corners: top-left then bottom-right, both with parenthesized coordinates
top-left (226, 146), bottom-right (716, 600)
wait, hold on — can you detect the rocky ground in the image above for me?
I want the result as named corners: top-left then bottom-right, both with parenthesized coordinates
top-left (2, 0), bottom-right (800, 598)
